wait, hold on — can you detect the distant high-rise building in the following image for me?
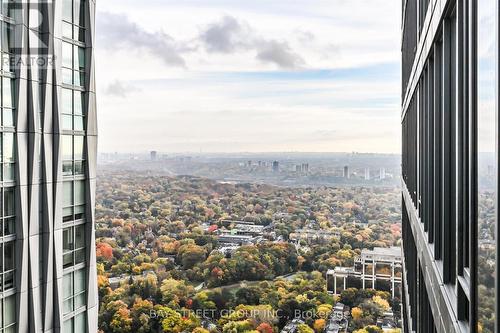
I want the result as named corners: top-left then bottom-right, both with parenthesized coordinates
top-left (247, 160), bottom-right (252, 167)
top-left (295, 165), bottom-right (302, 172)
top-left (380, 167), bottom-right (386, 180)
top-left (343, 165), bottom-right (350, 179)
top-left (150, 150), bottom-right (158, 161)
top-left (302, 163), bottom-right (309, 172)
top-left (272, 161), bottom-right (280, 172)
top-left (364, 167), bottom-right (370, 180)
top-left (488, 165), bottom-right (494, 176)
top-left (401, 0), bottom-right (497, 331)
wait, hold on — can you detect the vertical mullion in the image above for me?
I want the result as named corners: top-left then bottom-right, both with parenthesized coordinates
top-left (429, 56), bottom-right (435, 244)
top-left (462, 0), bottom-right (470, 273)
top-left (423, 68), bottom-right (428, 232)
top-left (442, 18), bottom-right (451, 281)
top-left (434, 39), bottom-right (443, 261)
top-left (469, 0), bottom-right (478, 329)
top-left (450, 9), bottom-right (458, 284)
top-left (442, 12), bottom-right (457, 283)
top-left (457, 0), bottom-right (465, 276)
top-left (418, 83), bottom-right (421, 215)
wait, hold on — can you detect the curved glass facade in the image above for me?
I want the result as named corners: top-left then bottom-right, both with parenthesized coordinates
top-left (0, 0), bottom-right (98, 331)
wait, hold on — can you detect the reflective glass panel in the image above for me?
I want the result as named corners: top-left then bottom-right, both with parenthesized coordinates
top-left (3, 133), bottom-right (13, 163)
top-left (62, 135), bottom-right (73, 160)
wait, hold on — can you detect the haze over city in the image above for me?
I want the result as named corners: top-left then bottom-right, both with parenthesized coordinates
top-left (95, 0), bottom-right (401, 154)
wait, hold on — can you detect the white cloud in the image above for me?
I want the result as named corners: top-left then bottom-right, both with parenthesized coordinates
top-left (95, 0), bottom-right (402, 153)
top-left (199, 16), bottom-right (251, 53)
top-left (97, 12), bottom-right (187, 67)
top-left (198, 15), bottom-right (305, 69)
top-left (255, 40), bottom-right (305, 69)
top-left (104, 80), bottom-right (140, 98)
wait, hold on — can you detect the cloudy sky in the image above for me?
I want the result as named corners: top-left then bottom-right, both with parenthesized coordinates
top-left (95, 0), bottom-right (401, 154)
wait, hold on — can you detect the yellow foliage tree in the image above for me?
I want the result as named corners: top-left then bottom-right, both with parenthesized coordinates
top-left (351, 307), bottom-right (363, 320)
top-left (317, 304), bottom-right (333, 318)
top-left (192, 328), bottom-right (210, 333)
top-left (372, 295), bottom-right (390, 312)
top-left (313, 319), bottom-right (326, 332)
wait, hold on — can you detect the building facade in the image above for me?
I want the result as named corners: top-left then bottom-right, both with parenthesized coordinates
top-left (326, 247), bottom-right (402, 298)
top-left (0, 0), bottom-right (98, 332)
top-left (402, 0), bottom-right (496, 332)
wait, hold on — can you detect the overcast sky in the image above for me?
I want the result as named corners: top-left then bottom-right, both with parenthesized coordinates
top-left (95, 0), bottom-right (401, 154)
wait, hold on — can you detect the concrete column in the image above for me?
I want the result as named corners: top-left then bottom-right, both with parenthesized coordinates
top-left (372, 261), bottom-right (376, 288)
top-left (362, 259), bottom-right (365, 289)
top-left (391, 262), bottom-right (395, 298)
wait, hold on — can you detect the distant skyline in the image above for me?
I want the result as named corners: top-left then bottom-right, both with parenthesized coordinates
top-left (96, 0), bottom-right (401, 154)
top-left (100, 151), bottom-right (401, 156)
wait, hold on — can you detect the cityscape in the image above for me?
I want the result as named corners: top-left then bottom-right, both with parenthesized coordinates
top-left (95, 159), bottom-right (402, 332)
top-left (0, 0), bottom-right (496, 333)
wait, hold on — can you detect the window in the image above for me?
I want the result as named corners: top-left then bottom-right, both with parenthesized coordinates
top-left (0, 295), bottom-right (15, 332)
top-left (61, 88), bottom-right (84, 131)
top-left (62, 135), bottom-right (72, 174)
top-left (38, 136), bottom-right (43, 183)
top-left (0, 242), bottom-right (14, 292)
top-left (442, 9), bottom-right (457, 284)
top-left (63, 224), bottom-right (85, 269)
top-left (62, 42), bottom-right (85, 87)
top-left (62, 0), bottom-right (85, 43)
top-left (63, 180), bottom-right (85, 222)
top-left (29, 82), bottom-right (42, 131)
top-left (402, 0), bottom-right (417, 95)
top-left (1, 22), bottom-right (13, 73)
top-left (63, 269), bottom-right (86, 316)
top-left (63, 311), bottom-right (86, 333)
top-left (0, 0), bottom-right (13, 18)
top-left (62, 135), bottom-right (85, 177)
top-left (1, 188), bottom-right (14, 237)
top-left (433, 38), bottom-right (443, 261)
top-left (1, 77), bottom-right (14, 128)
top-left (63, 182), bottom-right (73, 222)
top-left (1, 133), bottom-right (15, 182)
top-left (418, 0), bottom-right (430, 35)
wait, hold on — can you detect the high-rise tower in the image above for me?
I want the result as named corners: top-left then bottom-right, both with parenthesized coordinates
top-left (364, 167), bottom-right (370, 180)
top-left (0, 0), bottom-right (98, 332)
top-left (272, 161), bottom-right (279, 172)
top-left (402, 0), bottom-right (497, 332)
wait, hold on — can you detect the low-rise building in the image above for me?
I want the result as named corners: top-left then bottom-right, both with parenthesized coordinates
top-left (212, 244), bottom-right (240, 257)
top-left (217, 234), bottom-right (255, 245)
top-left (326, 247), bottom-right (402, 298)
top-left (377, 310), bottom-right (397, 332)
top-left (280, 319), bottom-right (304, 333)
top-left (289, 229), bottom-right (340, 243)
top-left (324, 302), bottom-right (349, 333)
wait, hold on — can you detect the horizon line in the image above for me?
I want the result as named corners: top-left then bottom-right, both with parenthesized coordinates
top-left (99, 151), bottom-right (402, 155)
